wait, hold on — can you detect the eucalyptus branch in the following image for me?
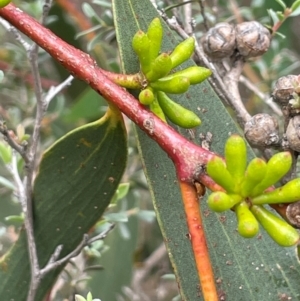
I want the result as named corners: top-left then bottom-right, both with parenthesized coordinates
top-left (0, 4), bottom-right (217, 186)
top-left (197, 0), bottom-right (209, 31)
top-left (41, 223), bottom-right (115, 275)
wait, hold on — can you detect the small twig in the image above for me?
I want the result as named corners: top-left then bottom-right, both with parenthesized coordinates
top-left (41, 0), bottom-right (53, 24)
top-left (197, 0), bottom-right (209, 31)
top-left (228, 0), bottom-right (244, 24)
top-left (223, 59), bottom-right (251, 126)
top-left (6, 150), bottom-right (25, 200)
top-left (239, 75), bottom-right (283, 116)
top-left (41, 224), bottom-right (115, 275)
top-left (44, 75), bottom-right (74, 106)
top-left (0, 18), bottom-right (31, 50)
top-left (41, 235), bottom-right (90, 275)
top-left (182, 0), bottom-right (193, 34)
top-left (85, 223), bottom-right (116, 244)
top-left (131, 242), bottom-right (167, 300)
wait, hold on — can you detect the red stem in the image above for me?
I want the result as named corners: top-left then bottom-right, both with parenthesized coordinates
top-left (0, 4), bottom-right (217, 183)
top-left (179, 181), bottom-right (218, 301)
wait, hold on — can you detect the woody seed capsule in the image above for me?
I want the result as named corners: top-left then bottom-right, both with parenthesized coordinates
top-left (244, 113), bottom-right (280, 147)
top-left (286, 115), bottom-right (300, 152)
top-left (235, 21), bottom-right (271, 58)
top-left (272, 75), bottom-right (300, 106)
top-left (201, 22), bottom-right (236, 59)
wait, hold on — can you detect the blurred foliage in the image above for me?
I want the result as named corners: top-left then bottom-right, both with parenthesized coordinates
top-left (0, 0), bottom-right (300, 300)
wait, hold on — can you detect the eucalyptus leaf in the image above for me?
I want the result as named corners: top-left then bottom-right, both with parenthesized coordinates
top-left (0, 110), bottom-right (127, 300)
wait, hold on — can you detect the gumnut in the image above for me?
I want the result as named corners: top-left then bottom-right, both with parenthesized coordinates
top-left (244, 113), bottom-right (280, 147)
top-left (286, 201), bottom-right (300, 228)
top-left (235, 21), bottom-right (271, 58)
top-left (201, 22), bottom-right (236, 59)
top-left (272, 75), bottom-right (300, 106)
top-left (286, 115), bottom-right (300, 152)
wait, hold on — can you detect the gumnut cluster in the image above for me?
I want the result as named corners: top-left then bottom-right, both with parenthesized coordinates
top-left (132, 18), bottom-right (212, 129)
top-left (201, 21), bottom-right (271, 60)
top-left (206, 134), bottom-right (300, 247)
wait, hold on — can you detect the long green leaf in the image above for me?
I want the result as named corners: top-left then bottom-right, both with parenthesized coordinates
top-left (113, 1), bottom-right (300, 300)
top-left (0, 109), bottom-right (127, 300)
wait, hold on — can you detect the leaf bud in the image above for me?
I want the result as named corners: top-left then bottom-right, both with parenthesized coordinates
top-left (169, 37), bottom-right (195, 69)
top-left (244, 113), bottom-right (280, 147)
top-left (150, 76), bottom-right (190, 94)
top-left (235, 21), bottom-right (271, 58)
top-left (157, 91), bottom-right (201, 128)
top-left (201, 22), bottom-right (236, 59)
top-left (251, 151), bottom-right (292, 197)
top-left (206, 156), bottom-right (237, 193)
top-left (235, 201), bottom-right (259, 238)
top-left (138, 88), bottom-right (155, 105)
top-left (252, 178), bottom-right (300, 205)
top-left (225, 135), bottom-right (247, 186)
top-left (207, 191), bottom-right (241, 212)
top-left (251, 205), bottom-right (299, 247)
top-left (147, 18), bottom-right (163, 64)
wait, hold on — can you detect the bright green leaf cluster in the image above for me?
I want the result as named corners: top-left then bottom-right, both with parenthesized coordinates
top-left (206, 134), bottom-right (300, 247)
top-left (132, 18), bottom-right (212, 129)
top-left (75, 292), bottom-right (101, 301)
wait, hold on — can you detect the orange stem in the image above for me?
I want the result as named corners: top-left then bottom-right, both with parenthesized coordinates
top-left (179, 181), bottom-right (218, 301)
